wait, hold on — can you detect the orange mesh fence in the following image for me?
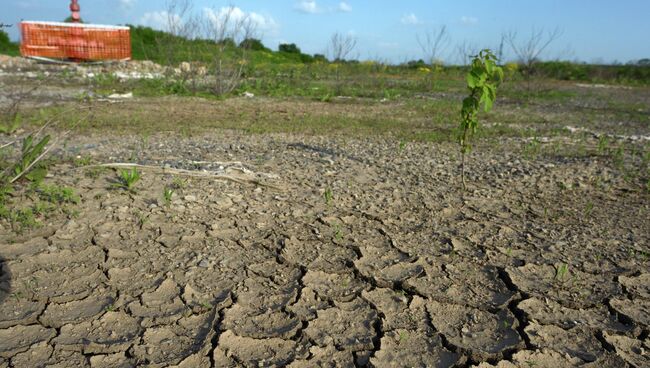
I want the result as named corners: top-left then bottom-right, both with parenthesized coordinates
top-left (20, 21), bottom-right (131, 61)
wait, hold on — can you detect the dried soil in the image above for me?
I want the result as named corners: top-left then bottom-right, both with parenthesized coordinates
top-left (1, 59), bottom-right (649, 367)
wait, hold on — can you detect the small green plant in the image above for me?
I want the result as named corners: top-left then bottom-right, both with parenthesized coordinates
top-left (458, 49), bottom-right (504, 189)
top-left (333, 223), bottom-right (343, 242)
top-left (135, 210), bottom-right (149, 229)
top-left (38, 185), bottom-right (80, 205)
top-left (172, 176), bottom-right (187, 190)
top-left (8, 207), bottom-right (40, 232)
top-left (0, 112), bottom-right (22, 134)
top-left (11, 134), bottom-right (51, 184)
top-left (163, 187), bottom-right (175, 206)
top-left (397, 331), bottom-right (409, 344)
top-left (555, 263), bottom-right (569, 282)
top-left (523, 137), bottom-right (541, 158)
top-left (583, 201), bottom-right (594, 218)
top-left (32, 201), bottom-right (55, 216)
top-left (320, 93), bottom-right (332, 103)
top-left (323, 187), bottom-right (333, 205)
top-left (597, 135), bottom-right (609, 155)
top-left (114, 167), bottom-right (141, 193)
top-left (73, 155), bottom-right (93, 167)
top-left (613, 145), bottom-right (625, 168)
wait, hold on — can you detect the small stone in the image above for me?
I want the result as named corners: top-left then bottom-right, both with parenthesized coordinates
top-left (198, 259), bottom-right (210, 268)
top-left (184, 195), bottom-right (197, 202)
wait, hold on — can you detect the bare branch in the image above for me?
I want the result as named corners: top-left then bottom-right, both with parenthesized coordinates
top-left (504, 27), bottom-right (563, 66)
top-left (417, 25), bottom-right (450, 65)
top-left (455, 40), bottom-right (480, 65)
top-left (328, 32), bottom-right (357, 62)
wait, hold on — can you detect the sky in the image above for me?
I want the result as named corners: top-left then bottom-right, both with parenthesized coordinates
top-left (2, 0), bottom-right (650, 64)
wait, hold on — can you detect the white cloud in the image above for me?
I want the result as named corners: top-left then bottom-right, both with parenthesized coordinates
top-left (118, 0), bottom-right (136, 10)
top-left (203, 7), bottom-right (279, 35)
top-left (139, 11), bottom-right (182, 32)
top-left (295, 1), bottom-right (320, 14)
top-left (400, 13), bottom-right (421, 25)
top-left (338, 2), bottom-right (352, 12)
top-left (460, 16), bottom-right (478, 25)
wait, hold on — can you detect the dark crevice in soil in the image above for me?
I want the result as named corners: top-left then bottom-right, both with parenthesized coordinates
top-left (605, 298), bottom-right (636, 330)
top-left (209, 291), bottom-right (236, 368)
top-left (595, 329), bottom-right (618, 353)
top-left (496, 267), bottom-right (534, 357)
top-left (393, 280), bottom-right (425, 301)
top-left (359, 293), bottom-right (385, 362)
top-left (421, 302), bottom-right (468, 366)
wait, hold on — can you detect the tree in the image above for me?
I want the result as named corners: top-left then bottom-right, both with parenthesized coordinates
top-left (201, 5), bottom-right (257, 95)
top-left (637, 58), bottom-right (650, 66)
top-left (417, 25), bottom-right (450, 66)
top-left (504, 27), bottom-right (562, 87)
top-left (239, 38), bottom-right (267, 51)
top-left (279, 43), bottom-right (301, 54)
top-left (327, 32), bottom-right (357, 62)
top-left (417, 25), bottom-right (450, 89)
top-left (455, 40), bottom-right (480, 66)
top-left (458, 50), bottom-right (503, 190)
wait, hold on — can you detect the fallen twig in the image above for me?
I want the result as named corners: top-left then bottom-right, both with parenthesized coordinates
top-left (82, 163), bottom-right (283, 190)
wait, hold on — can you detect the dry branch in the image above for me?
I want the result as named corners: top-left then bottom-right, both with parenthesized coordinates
top-left (85, 163), bottom-right (283, 190)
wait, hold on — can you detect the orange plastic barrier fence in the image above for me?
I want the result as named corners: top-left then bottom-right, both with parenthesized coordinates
top-left (20, 21), bottom-right (131, 61)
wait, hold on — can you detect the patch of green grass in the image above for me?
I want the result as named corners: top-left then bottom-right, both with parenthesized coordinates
top-left (163, 187), bottom-right (174, 206)
top-left (38, 185), bottom-right (80, 205)
top-left (113, 167), bottom-right (141, 193)
top-left (73, 155), bottom-right (93, 167)
top-left (555, 263), bottom-right (570, 282)
top-left (323, 187), bottom-right (333, 206)
top-left (6, 207), bottom-right (40, 233)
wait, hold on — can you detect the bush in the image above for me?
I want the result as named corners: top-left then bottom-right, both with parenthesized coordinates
top-left (313, 54), bottom-right (328, 63)
top-left (279, 43), bottom-right (301, 54)
top-left (404, 59), bottom-right (427, 69)
top-left (533, 61), bottom-right (650, 84)
top-left (240, 38), bottom-right (268, 51)
top-left (0, 30), bottom-right (19, 56)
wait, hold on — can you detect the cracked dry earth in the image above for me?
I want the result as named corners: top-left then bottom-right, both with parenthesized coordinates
top-left (0, 132), bottom-right (648, 367)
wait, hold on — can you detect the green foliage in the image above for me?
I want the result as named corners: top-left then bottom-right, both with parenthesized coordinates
top-left (172, 176), bottom-right (187, 190)
top-left (323, 187), bottom-right (333, 205)
top-left (114, 167), bottom-right (141, 193)
top-left (163, 187), bottom-right (174, 206)
top-left (458, 49), bottom-right (504, 189)
top-left (534, 61), bottom-right (650, 85)
top-left (12, 134), bottom-right (51, 184)
top-left (0, 30), bottom-right (19, 56)
top-left (555, 263), bottom-right (570, 282)
top-left (8, 207), bottom-right (39, 232)
top-left (0, 112), bottom-right (22, 135)
top-left (239, 38), bottom-right (268, 51)
top-left (38, 185), bottom-right (80, 205)
top-left (279, 43), bottom-right (301, 54)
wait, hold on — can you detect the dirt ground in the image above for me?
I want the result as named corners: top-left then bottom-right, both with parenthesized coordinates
top-left (1, 58), bottom-right (649, 367)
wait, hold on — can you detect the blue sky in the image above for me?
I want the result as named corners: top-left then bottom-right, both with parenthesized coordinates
top-left (3, 0), bottom-right (650, 63)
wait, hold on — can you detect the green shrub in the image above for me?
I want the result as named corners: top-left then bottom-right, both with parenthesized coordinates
top-left (240, 38), bottom-right (268, 51)
top-left (279, 43), bottom-right (301, 54)
top-left (0, 30), bottom-right (19, 56)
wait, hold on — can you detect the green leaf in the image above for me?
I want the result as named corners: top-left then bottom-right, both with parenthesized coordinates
top-left (467, 72), bottom-right (479, 88)
top-left (25, 167), bottom-right (47, 184)
top-left (485, 59), bottom-right (495, 74)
